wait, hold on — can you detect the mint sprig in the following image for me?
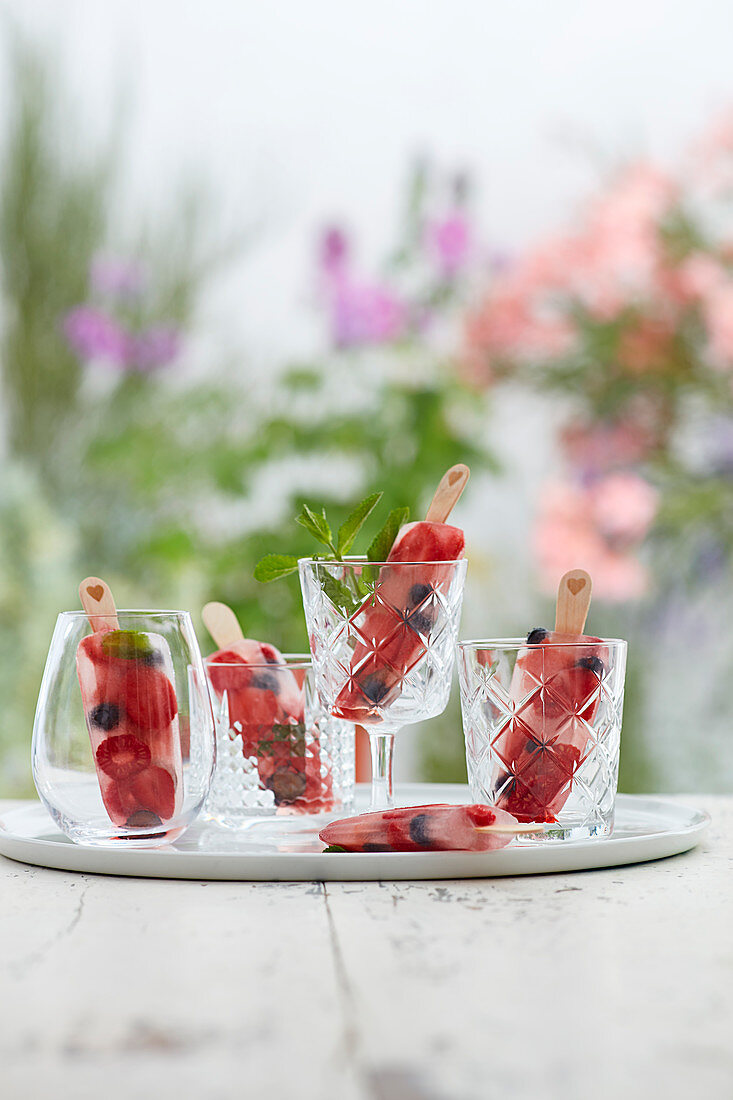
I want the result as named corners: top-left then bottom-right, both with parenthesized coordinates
top-left (337, 492), bottom-right (382, 556)
top-left (255, 491), bottom-right (409, 584)
top-left (368, 506), bottom-right (410, 562)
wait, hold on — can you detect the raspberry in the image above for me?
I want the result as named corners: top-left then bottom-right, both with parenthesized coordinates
top-left (95, 735), bottom-right (151, 779)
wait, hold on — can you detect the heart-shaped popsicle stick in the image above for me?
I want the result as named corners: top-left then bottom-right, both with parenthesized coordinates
top-left (79, 576), bottom-right (119, 632)
top-left (425, 463), bottom-right (470, 523)
top-left (202, 601), bottom-right (245, 650)
top-left (554, 569), bottom-right (592, 635)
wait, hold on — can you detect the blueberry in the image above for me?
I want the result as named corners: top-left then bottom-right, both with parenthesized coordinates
top-left (142, 649), bottom-right (164, 668)
top-left (408, 583), bottom-right (432, 607)
top-left (126, 810), bottom-right (162, 828)
top-left (359, 675), bottom-right (389, 704)
top-left (577, 655), bottom-right (605, 677)
top-left (363, 843), bottom-right (392, 852)
top-left (407, 611), bottom-right (433, 636)
top-left (526, 627), bottom-right (549, 644)
top-left (250, 670), bottom-right (281, 693)
top-left (408, 813), bottom-right (432, 846)
top-left (267, 767), bottom-right (307, 804)
top-left (90, 703), bottom-right (121, 731)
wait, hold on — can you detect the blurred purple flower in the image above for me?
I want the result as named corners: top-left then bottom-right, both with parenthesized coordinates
top-left (426, 213), bottom-right (471, 277)
top-left (91, 255), bottom-right (146, 299)
top-left (132, 325), bottom-right (182, 371)
top-left (320, 227), bottom-right (350, 277)
top-left (332, 282), bottom-right (407, 348)
top-left (63, 305), bottom-right (131, 367)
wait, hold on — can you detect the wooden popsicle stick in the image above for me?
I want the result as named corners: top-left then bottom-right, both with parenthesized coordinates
top-left (79, 576), bottom-right (119, 632)
top-left (425, 463), bottom-right (470, 523)
top-left (202, 601), bottom-right (244, 649)
top-left (474, 822), bottom-right (545, 834)
top-left (554, 569), bottom-right (592, 635)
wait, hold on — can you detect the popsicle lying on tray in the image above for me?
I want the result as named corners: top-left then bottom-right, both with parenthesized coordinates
top-left (203, 602), bottom-right (333, 811)
top-left (76, 577), bottom-right (182, 829)
top-left (320, 803), bottom-right (536, 852)
top-left (332, 464), bottom-right (469, 723)
top-left (492, 569), bottom-right (608, 822)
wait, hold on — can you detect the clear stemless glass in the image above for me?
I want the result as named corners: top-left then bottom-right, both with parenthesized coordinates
top-left (299, 556), bottom-right (468, 809)
top-left (457, 638), bottom-right (627, 840)
top-left (32, 610), bottom-right (216, 847)
top-left (204, 654), bottom-right (355, 828)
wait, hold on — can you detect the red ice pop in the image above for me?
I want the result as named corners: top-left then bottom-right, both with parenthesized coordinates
top-left (76, 577), bottom-right (182, 829)
top-left (492, 570), bottom-right (608, 822)
top-left (203, 602), bottom-right (334, 811)
top-left (319, 803), bottom-right (535, 852)
top-left (332, 465), bottom-right (469, 723)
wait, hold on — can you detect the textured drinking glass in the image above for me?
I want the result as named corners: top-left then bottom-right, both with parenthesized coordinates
top-left (204, 654), bottom-right (354, 828)
top-left (299, 557), bottom-right (467, 809)
top-left (32, 611), bottom-right (216, 847)
top-left (458, 638), bottom-right (627, 839)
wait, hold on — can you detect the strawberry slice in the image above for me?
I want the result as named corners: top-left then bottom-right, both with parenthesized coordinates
top-left (125, 765), bottom-right (176, 821)
top-left (95, 735), bottom-right (151, 779)
top-left (122, 667), bottom-right (178, 731)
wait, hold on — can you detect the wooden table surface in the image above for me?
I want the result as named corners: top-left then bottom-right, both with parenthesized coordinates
top-left (1, 794), bottom-right (730, 1100)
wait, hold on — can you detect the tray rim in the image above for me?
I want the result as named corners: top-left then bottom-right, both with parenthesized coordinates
top-left (0, 787), bottom-right (711, 882)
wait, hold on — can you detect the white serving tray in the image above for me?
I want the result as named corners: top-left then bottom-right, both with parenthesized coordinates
top-left (0, 785), bottom-right (709, 882)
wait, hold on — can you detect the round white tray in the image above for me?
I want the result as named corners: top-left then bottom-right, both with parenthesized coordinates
top-left (0, 785), bottom-right (709, 881)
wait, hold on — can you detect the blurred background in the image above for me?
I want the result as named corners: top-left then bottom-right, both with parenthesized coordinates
top-left (1, 0), bottom-right (732, 796)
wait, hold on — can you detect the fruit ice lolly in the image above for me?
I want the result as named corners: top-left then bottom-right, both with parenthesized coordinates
top-left (320, 803), bottom-right (524, 852)
top-left (76, 579), bottom-right (182, 829)
top-left (492, 570), bottom-right (607, 822)
top-left (332, 466), bottom-right (468, 723)
top-left (203, 605), bottom-right (334, 811)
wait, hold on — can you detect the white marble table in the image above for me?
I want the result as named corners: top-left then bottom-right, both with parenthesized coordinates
top-left (1, 795), bottom-right (730, 1100)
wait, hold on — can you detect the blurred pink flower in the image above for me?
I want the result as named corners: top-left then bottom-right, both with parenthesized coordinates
top-left (319, 226), bottom-right (349, 277)
top-left (591, 472), bottom-right (659, 542)
top-left (132, 325), bottom-right (182, 371)
top-left (425, 213), bottom-right (471, 277)
top-left (63, 305), bottom-right (131, 368)
top-left (331, 281), bottom-right (407, 348)
top-left (675, 253), bottom-right (729, 300)
top-left (561, 418), bottom-right (657, 472)
top-left (533, 475), bottom-right (656, 602)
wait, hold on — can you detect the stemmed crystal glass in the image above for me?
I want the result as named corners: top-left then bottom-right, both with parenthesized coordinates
top-left (32, 610), bottom-right (216, 847)
top-left (299, 556), bottom-right (467, 808)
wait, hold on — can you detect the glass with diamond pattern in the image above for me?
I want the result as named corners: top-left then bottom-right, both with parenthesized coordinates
top-left (299, 557), bottom-right (468, 809)
top-left (457, 638), bottom-right (626, 839)
top-left (204, 654), bottom-right (354, 827)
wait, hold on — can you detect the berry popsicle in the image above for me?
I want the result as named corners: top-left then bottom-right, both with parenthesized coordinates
top-left (332, 464), bottom-right (469, 723)
top-left (492, 570), bottom-right (608, 822)
top-left (76, 577), bottom-right (182, 829)
top-left (203, 602), bottom-right (333, 811)
top-left (320, 803), bottom-right (537, 852)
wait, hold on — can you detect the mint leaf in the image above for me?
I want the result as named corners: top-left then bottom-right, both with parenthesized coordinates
top-left (336, 492), bottom-right (383, 556)
top-left (367, 507), bottom-right (410, 562)
top-left (296, 504), bottom-right (334, 551)
top-left (321, 572), bottom-right (362, 616)
top-left (254, 554), bottom-right (299, 582)
top-left (323, 845), bottom-right (347, 853)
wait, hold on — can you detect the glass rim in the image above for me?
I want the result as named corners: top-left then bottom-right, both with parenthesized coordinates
top-left (458, 636), bottom-right (627, 650)
top-left (298, 556), bottom-right (468, 568)
top-left (204, 652), bottom-right (312, 670)
top-left (57, 609), bottom-right (193, 619)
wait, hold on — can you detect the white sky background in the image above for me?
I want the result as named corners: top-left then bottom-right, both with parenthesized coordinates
top-left (3, 0), bottom-right (733, 365)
